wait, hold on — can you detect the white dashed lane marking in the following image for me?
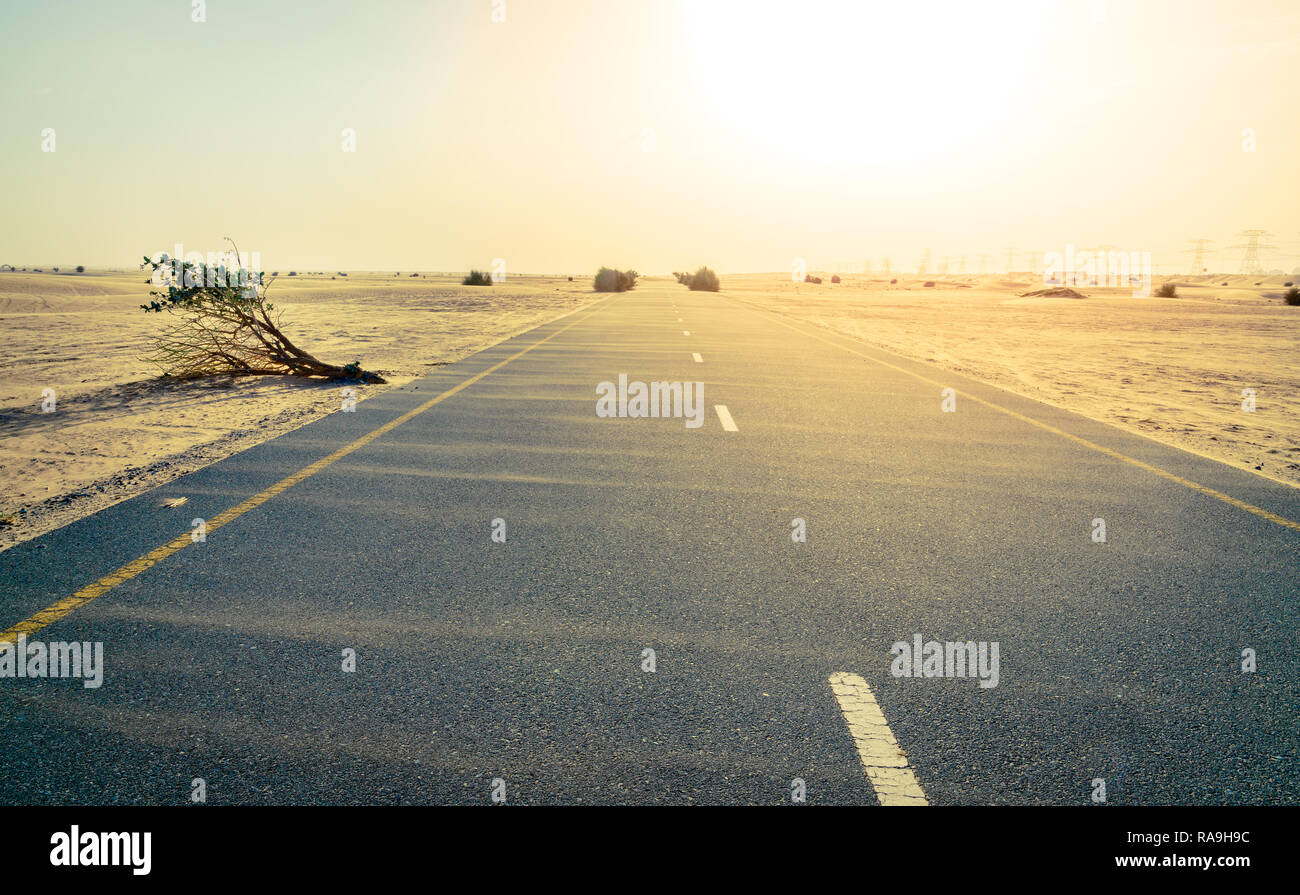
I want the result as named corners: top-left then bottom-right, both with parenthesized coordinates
top-left (828, 672), bottom-right (928, 806)
top-left (683, 330), bottom-right (691, 336)
top-left (714, 405), bottom-right (738, 431)
top-left (692, 353), bottom-right (703, 363)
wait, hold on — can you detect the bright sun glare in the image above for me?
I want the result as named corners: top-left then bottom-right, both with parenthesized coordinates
top-left (685, 0), bottom-right (1045, 167)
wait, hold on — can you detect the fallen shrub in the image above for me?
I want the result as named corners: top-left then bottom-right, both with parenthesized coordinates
top-left (139, 245), bottom-right (384, 383)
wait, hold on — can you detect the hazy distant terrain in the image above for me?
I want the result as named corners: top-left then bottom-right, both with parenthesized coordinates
top-left (726, 273), bottom-right (1300, 488)
top-left (2, 268), bottom-right (1296, 550)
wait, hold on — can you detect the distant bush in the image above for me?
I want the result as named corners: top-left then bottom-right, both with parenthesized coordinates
top-left (1154, 282), bottom-right (1177, 297)
top-left (890, 278), bottom-right (898, 284)
top-left (594, 267), bottom-right (637, 292)
top-left (462, 270), bottom-right (493, 286)
top-left (76, 265), bottom-right (85, 273)
top-left (689, 266), bottom-right (720, 292)
top-left (831, 275), bottom-right (841, 283)
top-left (1284, 287), bottom-right (1300, 306)
top-left (288, 271), bottom-right (298, 277)
top-left (804, 274), bottom-right (822, 284)
top-left (338, 272), bottom-right (348, 277)
top-left (923, 281), bottom-right (936, 287)
top-left (1285, 281), bottom-right (1294, 287)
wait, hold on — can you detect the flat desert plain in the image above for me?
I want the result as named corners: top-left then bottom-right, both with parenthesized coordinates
top-left (1, 269), bottom-right (1296, 551)
top-left (727, 272), bottom-right (1299, 489)
top-left (0, 270), bottom-right (599, 549)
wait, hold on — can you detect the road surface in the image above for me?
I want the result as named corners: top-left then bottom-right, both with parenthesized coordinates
top-left (2, 283), bottom-right (1297, 805)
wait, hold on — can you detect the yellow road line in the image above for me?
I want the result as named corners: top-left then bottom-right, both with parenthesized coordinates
top-left (732, 297), bottom-right (1300, 534)
top-left (828, 673), bottom-right (928, 806)
top-left (1, 299), bottom-right (614, 641)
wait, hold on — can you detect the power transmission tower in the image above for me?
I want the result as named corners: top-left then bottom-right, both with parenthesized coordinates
top-left (1005, 248), bottom-right (1015, 273)
top-left (959, 254), bottom-right (967, 274)
top-left (1089, 245), bottom-right (1119, 285)
top-left (939, 256), bottom-right (950, 275)
top-left (883, 256), bottom-right (891, 275)
top-left (918, 249), bottom-right (931, 275)
top-left (978, 253), bottom-right (991, 275)
top-left (1230, 230), bottom-right (1275, 274)
top-left (1185, 239), bottom-right (1213, 275)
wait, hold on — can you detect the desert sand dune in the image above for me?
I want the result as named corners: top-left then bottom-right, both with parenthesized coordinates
top-left (0, 270), bottom-right (599, 549)
top-left (726, 273), bottom-right (1300, 489)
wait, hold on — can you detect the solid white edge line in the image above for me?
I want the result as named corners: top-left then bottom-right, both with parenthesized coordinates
top-left (828, 672), bottom-right (928, 806)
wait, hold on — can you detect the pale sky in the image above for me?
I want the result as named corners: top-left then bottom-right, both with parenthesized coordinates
top-left (1, 0), bottom-right (1297, 274)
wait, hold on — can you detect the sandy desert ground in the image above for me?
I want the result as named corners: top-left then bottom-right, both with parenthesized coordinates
top-left (1, 268), bottom-right (1296, 551)
top-left (0, 270), bottom-right (600, 549)
top-left (728, 272), bottom-right (1300, 490)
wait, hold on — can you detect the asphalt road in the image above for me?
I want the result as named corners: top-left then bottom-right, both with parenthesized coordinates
top-left (2, 282), bottom-right (1297, 805)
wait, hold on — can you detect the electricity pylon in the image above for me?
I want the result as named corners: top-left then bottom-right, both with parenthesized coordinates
top-left (1185, 239), bottom-right (1213, 275)
top-left (1230, 230), bottom-right (1275, 274)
